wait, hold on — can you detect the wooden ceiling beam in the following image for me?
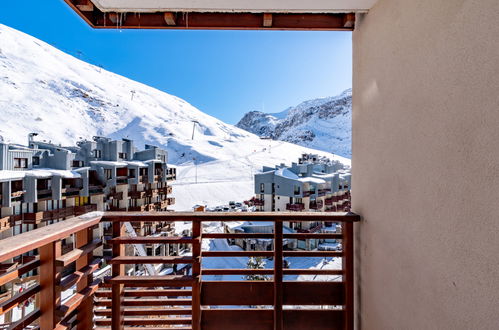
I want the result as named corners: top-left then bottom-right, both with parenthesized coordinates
top-left (62, 1), bottom-right (355, 31)
top-left (343, 13), bottom-right (355, 28)
top-left (263, 13), bottom-right (273, 28)
top-left (164, 12), bottom-right (176, 26)
top-left (75, 0), bottom-right (94, 12)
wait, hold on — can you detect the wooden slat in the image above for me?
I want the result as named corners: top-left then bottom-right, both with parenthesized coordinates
top-left (283, 310), bottom-right (344, 330)
top-left (0, 258), bottom-right (40, 286)
top-left (274, 221), bottom-right (283, 330)
top-left (96, 289), bottom-right (191, 297)
top-left (343, 221), bottom-right (354, 330)
top-left (202, 269), bottom-right (273, 276)
top-left (0, 213), bottom-right (102, 263)
top-left (39, 240), bottom-right (61, 329)
top-left (283, 269), bottom-right (343, 276)
top-left (96, 317), bottom-right (192, 326)
top-left (0, 284), bottom-right (40, 314)
top-left (60, 259), bottom-right (101, 291)
top-left (202, 309), bottom-right (273, 330)
top-left (9, 308), bottom-right (41, 330)
top-left (283, 251), bottom-right (343, 257)
top-left (95, 308), bottom-right (192, 316)
top-left (202, 233), bottom-right (274, 239)
top-left (201, 281), bottom-right (273, 306)
top-left (108, 236), bottom-right (198, 244)
top-left (283, 282), bottom-right (345, 305)
top-left (108, 256), bottom-right (195, 264)
top-left (57, 279), bottom-right (100, 318)
top-left (283, 233), bottom-right (343, 239)
top-left (191, 220), bottom-right (201, 330)
top-left (56, 238), bottom-right (102, 267)
top-left (96, 299), bottom-right (192, 307)
top-left (107, 275), bottom-right (195, 287)
top-left (102, 212), bottom-right (360, 223)
top-left (202, 251), bottom-right (274, 257)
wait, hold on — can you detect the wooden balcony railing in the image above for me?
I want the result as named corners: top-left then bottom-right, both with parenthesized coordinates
top-left (0, 211), bottom-right (359, 330)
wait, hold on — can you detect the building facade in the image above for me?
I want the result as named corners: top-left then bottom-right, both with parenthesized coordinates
top-left (0, 135), bottom-right (176, 241)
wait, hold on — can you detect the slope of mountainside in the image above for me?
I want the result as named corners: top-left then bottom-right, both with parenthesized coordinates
top-left (0, 24), bottom-right (350, 210)
top-left (237, 90), bottom-right (352, 158)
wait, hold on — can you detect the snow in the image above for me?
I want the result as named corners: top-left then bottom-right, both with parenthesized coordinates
top-left (237, 89), bottom-right (352, 158)
top-left (0, 169), bottom-right (81, 181)
top-left (297, 177), bottom-right (326, 184)
top-left (0, 23), bottom-right (350, 211)
top-left (275, 168), bottom-right (299, 180)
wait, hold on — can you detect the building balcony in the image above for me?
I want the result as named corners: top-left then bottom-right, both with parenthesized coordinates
top-left (108, 190), bottom-right (124, 200)
top-left (23, 211), bottom-right (45, 223)
top-left (128, 190), bottom-right (146, 199)
top-left (89, 185), bottom-right (104, 195)
top-left (157, 186), bottom-right (173, 195)
top-left (116, 176), bottom-right (129, 185)
top-left (0, 216), bottom-right (11, 232)
top-left (37, 189), bottom-right (53, 200)
top-left (0, 211), bottom-right (359, 330)
top-left (62, 186), bottom-right (82, 197)
top-left (309, 201), bottom-right (324, 210)
top-left (302, 191), bottom-right (315, 197)
top-left (286, 203), bottom-right (305, 211)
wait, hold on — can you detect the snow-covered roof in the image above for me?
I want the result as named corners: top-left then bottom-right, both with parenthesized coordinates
top-left (298, 177), bottom-right (326, 184)
top-left (125, 161), bottom-right (149, 167)
top-left (90, 161), bottom-right (128, 168)
top-left (275, 168), bottom-right (299, 180)
top-left (312, 172), bottom-right (339, 179)
top-left (0, 169), bottom-right (82, 181)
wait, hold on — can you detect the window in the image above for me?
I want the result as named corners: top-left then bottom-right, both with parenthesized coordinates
top-left (294, 185), bottom-right (301, 195)
top-left (72, 160), bottom-right (84, 167)
top-left (260, 183), bottom-right (265, 193)
top-left (14, 158), bottom-right (28, 168)
top-left (104, 169), bottom-right (112, 180)
top-left (119, 152), bottom-right (127, 159)
top-left (129, 168), bottom-right (136, 178)
top-left (32, 156), bottom-right (40, 166)
top-left (93, 150), bottom-right (102, 158)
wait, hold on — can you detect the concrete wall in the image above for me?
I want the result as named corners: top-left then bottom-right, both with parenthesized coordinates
top-left (352, 0), bottom-right (499, 329)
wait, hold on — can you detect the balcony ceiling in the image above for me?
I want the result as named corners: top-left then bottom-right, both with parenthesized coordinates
top-left (91, 0), bottom-right (378, 13)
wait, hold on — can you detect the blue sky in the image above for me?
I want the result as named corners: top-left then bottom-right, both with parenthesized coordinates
top-left (0, 1), bottom-right (352, 124)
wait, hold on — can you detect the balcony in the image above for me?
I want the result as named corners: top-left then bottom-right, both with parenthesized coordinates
top-left (0, 211), bottom-right (358, 330)
top-left (0, 216), bottom-right (11, 232)
top-left (74, 204), bottom-right (98, 216)
top-left (128, 190), bottom-right (146, 199)
top-left (89, 185), bottom-right (104, 195)
top-left (253, 199), bottom-right (264, 206)
top-left (158, 186), bottom-right (173, 195)
top-left (302, 191), bottom-right (315, 197)
top-left (62, 186), bottom-right (82, 197)
top-left (309, 200), bottom-right (324, 210)
top-left (286, 203), bottom-right (305, 211)
top-left (116, 176), bottom-right (129, 185)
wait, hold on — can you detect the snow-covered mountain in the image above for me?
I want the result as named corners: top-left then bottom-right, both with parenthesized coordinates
top-left (0, 24), bottom-right (350, 210)
top-left (237, 90), bottom-right (352, 158)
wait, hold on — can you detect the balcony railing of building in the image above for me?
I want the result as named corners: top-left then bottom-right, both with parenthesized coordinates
top-left (286, 203), bottom-right (305, 211)
top-left (0, 211), bottom-right (359, 330)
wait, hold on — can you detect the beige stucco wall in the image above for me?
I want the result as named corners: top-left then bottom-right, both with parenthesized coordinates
top-left (352, 0), bottom-right (499, 329)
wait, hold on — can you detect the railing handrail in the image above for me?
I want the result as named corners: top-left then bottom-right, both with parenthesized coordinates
top-left (0, 211), bottom-right (102, 263)
top-left (101, 211), bottom-right (360, 223)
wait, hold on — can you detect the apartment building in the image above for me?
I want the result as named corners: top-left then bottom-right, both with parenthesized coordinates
top-left (0, 135), bottom-right (176, 241)
top-left (252, 154), bottom-right (351, 215)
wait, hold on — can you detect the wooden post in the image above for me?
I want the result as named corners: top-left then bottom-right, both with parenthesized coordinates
top-left (191, 219), bottom-right (202, 330)
top-left (274, 220), bottom-right (283, 330)
top-left (39, 240), bottom-right (61, 329)
top-left (111, 220), bottom-right (125, 330)
top-left (343, 221), bottom-right (354, 330)
top-left (75, 227), bottom-right (94, 329)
